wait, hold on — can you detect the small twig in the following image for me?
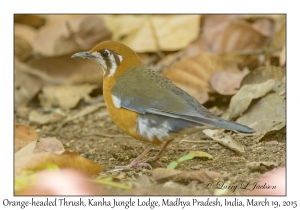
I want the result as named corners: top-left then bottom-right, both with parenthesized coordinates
top-left (148, 15), bottom-right (164, 59)
top-left (181, 140), bottom-right (216, 143)
top-left (232, 47), bottom-right (282, 56)
top-left (84, 133), bottom-right (130, 138)
top-left (15, 58), bottom-right (60, 85)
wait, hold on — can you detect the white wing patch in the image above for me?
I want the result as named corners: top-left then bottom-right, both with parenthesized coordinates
top-left (137, 117), bottom-right (171, 142)
top-left (112, 95), bottom-right (121, 108)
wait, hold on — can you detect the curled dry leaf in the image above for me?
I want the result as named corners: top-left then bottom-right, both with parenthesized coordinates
top-left (210, 68), bottom-right (250, 95)
top-left (38, 84), bottom-right (99, 108)
top-left (14, 123), bottom-right (38, 152)
top-left (250, 18), bottom-right (275, 37)
top-left (152, 168), bottom-right (220, 183)
top-left (241, 66), bottom-right (285, 86)
top-left (228, 79), bottom-right (275, 120)
top-left (202, 19), bottom-right (268, 54)
top-left (236, 92), bottom-right (286, 137)
top-left (34, 15), bottom-right (110, 56)
top-left (202, 129), bottom-right (245, 154)
top-left (15, 152), bottom-right (105, 176)
top-left (33, 138), bottom-right (65, 154)
top-left (103, 15), bottom-right (200, 52)
top-left (164, 53), bottom-right (240, 103)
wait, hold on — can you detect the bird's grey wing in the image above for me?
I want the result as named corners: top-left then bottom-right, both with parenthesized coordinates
top-left (111, 65), bottom-right (254, 133)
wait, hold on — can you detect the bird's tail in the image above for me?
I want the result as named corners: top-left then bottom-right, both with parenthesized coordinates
top-left (215, 120), bottom-right (255, 133)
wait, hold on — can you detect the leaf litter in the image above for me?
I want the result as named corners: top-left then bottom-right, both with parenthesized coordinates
top-left (14, 14), bottom-right (286, 195)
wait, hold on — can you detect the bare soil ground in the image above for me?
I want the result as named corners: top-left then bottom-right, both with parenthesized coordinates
top-left (15, 105), bottom-right (286, 195)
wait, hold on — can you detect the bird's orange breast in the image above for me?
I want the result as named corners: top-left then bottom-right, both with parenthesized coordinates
top-left (103, 75), bottom-right (162, 145)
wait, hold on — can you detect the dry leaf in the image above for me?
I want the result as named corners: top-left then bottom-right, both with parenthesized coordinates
top-left (27, 54), bottom-right (103, 86)
top-left (228, 79), bottom-right (275, 120)
top-left (38, 84), bottom-right (99, 108)
top-left (251, 18), bottom-right (274, 37)
top-left (164, 53), bottom-right (240, 103)
top-left (34, 15), bottom-right (110, 56)
top-left (279, 44), bottom-right (286, 66)
top-left (270, 20), bottom-right (286, 49)
top-left (236, 92), bottom-right (286, 137)
top-left (14, 124), bottom-right (38, 152)
top-left (104, 15), bottom-right (200, 52)
top-left (14, 14), bottom-right (45, 29)
top-left (33, 138), bottom-right (65, 154)
top-left (202, 19), bottom-right (268, 53)
top-left (15, 140), bottom-right (37, 160)
top-left (14, 23), bottom-right (37, 46)
top-left (153, 168), bottom-right (220, 183)
top-left (210, 68), bottom-right (250, 95)
top-left (29, 110), bottom-right (65, 125)
top-left (14, 24), bottom-right (36, 61)
top-left (202, 129), bottom-right (245, 154)
top-left (241, 66), bottom-right (285, 86)
top-left (189, 151), bottom-right (213, 159)
top-left (15, 152), bottom-right (105, 176)
top-left (15, 59), bottom-right (44, 106)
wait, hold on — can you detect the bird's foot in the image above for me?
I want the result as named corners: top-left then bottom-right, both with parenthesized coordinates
top-left (115, 159), bottom-right (152, 169)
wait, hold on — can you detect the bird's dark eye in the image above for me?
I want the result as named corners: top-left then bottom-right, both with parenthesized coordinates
top-left (100, 50), bottom-right (109, 57)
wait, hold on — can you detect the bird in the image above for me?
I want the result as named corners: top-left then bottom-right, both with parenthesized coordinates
top-left (71, 40), bottom-right (255, 169)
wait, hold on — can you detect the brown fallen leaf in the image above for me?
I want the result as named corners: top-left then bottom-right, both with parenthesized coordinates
top-left (241, 65), bottom-right (286, 86)
top-left (33, 138), bottom-right (65, 154)
top-left (236, 92), bottom-right (286, 138)
top-left (15, 152), bottom-right (105, 176)
top-left (202, 129), bottom-right (245, 154)
top-left (14, 14), bottom-right (45, 29)
top-left (28, 110), bottom-right (65, 125)
top-left (152, 168), bottom-right (220, 183)
top-left (250, 18), bottom-right (274, 37)
top-left (228, 79), bottom-right (275, 120)
top-left (15, 59), bottom-right (44, 106)
top-left (14, 24), bottom-right (36, 61)
top-left (103, 15), bottom-right (200, 52)
top-left (210, 68), bottom-right (250, 95)
top-left (202, 19), bottom-right (268, 53)
top-left (279, 44), bottom-right (286, 66)
top-left (14, 124), bottom-right (38, 152)
top-left (38, 84), bottom-right (99, 108)
top-left (164, 53), bottom-right (240, 103)
top-left (15, 140), bottom-right (37, 160)
top-left (33, 15), bottom-right (110, 56)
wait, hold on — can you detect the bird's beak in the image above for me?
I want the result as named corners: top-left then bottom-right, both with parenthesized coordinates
top-left (71, 52), bottom-right (96, 59)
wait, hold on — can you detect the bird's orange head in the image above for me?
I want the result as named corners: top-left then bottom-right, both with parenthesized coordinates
top-left (71, 40), bottom-right (144, 78)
